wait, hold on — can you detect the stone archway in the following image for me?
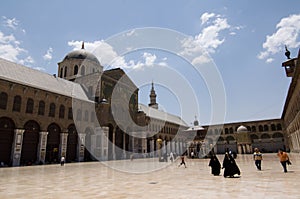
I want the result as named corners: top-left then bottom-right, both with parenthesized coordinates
top-left (66, 124), bottom-right (77, 163)
top-left (45, 123), bottom-right (61, 163)
top-left (21, 120), bottom-right (40, 165)
top-left (84, 128), bottom-right (94, 161)
top-left (115, 126), bottom-right (124, 160)
top-left (107, 124), bottom-right (114, 160)
top-left (0, 117), bottom-right (15, 166)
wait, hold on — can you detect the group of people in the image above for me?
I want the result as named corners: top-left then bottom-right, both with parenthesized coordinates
top-left (208, 148), bottom-right (292, 177)
top-left (208, 151), bottom-right (240, 177)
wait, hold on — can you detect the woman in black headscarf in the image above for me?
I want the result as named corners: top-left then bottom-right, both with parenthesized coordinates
top-left (222, 152), bottom-right (241, 178)
top-left (209, 154), bottom-right (221, 176)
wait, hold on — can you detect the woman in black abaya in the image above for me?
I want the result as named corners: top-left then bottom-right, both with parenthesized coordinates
top-left (222, 152), bottom-right (240, 178)
top-left (209, 154), bottom-right (221, 176)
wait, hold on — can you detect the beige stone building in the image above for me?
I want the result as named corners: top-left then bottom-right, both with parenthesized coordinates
top-left (1, 43), bottom-right (298, 167)
top-left (0, 44), bottom-right (188, 166)
top-left (186, 118), bottom-right (285, 157)
top-left (281, 49), bottom-right (300, 152)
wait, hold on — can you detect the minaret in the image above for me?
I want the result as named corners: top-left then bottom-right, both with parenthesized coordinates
top-left (148, 82), bottom-right (158, 109)
top-left (193, 115), bottom-right (199, 126)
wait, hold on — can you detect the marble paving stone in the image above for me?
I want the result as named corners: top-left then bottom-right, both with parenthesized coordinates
top-left (0, 153), bottom-right (300, 199)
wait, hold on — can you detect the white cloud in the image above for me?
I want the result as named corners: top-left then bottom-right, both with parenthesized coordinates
top-left (67, 40), bottom-right (167, 70)
top-left (266, 58), bottom-right (274, 63)
top-left (43, 47), bottom-right (53, 61)
top-left (258, 14), bottom-right (300, 62)
top-left (2, 16), bottom-right (19, 30)
top-left (180, 13), bottom-right (231, 64)
top-left (19, 56), bottom-right (34, 65)
top-left (200, 13), bottom-right (215, 25)
top-left (33, 66), bottom-right (46, 71)
top-left (0, 31), bottom-right (34, 66)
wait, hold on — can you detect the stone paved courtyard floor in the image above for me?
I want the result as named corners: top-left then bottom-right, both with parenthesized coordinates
top-left (1, 153), bottom-right (300, 199)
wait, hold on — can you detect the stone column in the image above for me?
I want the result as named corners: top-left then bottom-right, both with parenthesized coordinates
top-left (37, 131), bottom-right (48, 164)
top-left (60, 132), bottom-right (68, 159)
top-left (176, 141), bottom-right (180, 155)
top-left (172, 141), bottom-right (175, 155)
top-left (179, 141), bottom-right (182, 155)
top-left (163, 140), bottom-right (166, 154)
top-left (112, 128), bottom-right (116, 160)
top-left (11, 129), bottom-right (25, 166)
top-left (150, 139), bottom-right (154, 157)
top-left (167, 141), bottom-right (171, 154)
top-left (90, 133), bottom-right (98, 159)
top-left (77, 133), bottom-right (86, 162)
top-left (131, 135), bottom-right (135, 153)
top-left (123, 132), bottom-right (126, 159)
top-left (102, 127), bottom-right (109, 160)
top-left (237, 144), bottom-right (242, 154)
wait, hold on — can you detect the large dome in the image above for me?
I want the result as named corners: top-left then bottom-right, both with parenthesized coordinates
top-left (63, 44), bottom-right (100, 65)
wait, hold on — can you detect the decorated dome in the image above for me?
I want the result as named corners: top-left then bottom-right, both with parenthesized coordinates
top-left (236, 125), bottom-right (248, 133)
top-left (63, 42), bottom-right (100, 65)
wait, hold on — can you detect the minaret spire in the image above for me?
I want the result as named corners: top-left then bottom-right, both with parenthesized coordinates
top-left (81, 41), bottom-right (85, 49)
top-left (148, 81), bottom-right (158, 109)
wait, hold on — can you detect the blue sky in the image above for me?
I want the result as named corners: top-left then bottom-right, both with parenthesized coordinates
top-left (0, 0), bottom-right (300, 126)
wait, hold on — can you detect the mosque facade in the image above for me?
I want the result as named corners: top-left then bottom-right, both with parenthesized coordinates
top-left (0, 43), bottom-right (188, 166)
top-left (0, 44), bottom-right (299, 167)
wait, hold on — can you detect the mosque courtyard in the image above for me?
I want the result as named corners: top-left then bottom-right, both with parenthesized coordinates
top-left (0, 153), bottom-right (300, 199)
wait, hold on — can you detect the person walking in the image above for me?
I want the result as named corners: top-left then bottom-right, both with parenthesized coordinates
top-left (60, 156), bottom-right (65, 166)
top-left (178, 154), bottom-right (187, 168)
top-left (253, 148), bottom-right (263, 170)
top-left (169, 152), bottom-right (174, 162)
top-left (277, 149), bottom-right (290, 173)
top-left (222, 152), bottom-right (240, 178)
top-left (209, 154), bottom-right (221, 176)
top-left (191, 151), bottom-right (194, 159)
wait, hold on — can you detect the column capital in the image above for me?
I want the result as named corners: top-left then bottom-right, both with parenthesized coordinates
top-left (14, 129), bottom-right (25, 134)
top-left (39, 131), bottom-right (48, 136)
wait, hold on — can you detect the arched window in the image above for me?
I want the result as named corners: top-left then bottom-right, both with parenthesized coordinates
top-left (26, 98), bottom-right (34, 113)
top-left (76, 109), bottom-right (82, 121)
top-left (263, 125), bottom-right (269, 131)
top-left (84, 110), bottom-right (88, 121)
top-left (12, 95), bottom-right (22, 112)
top-left (225, 128), bottom-right (229, 134)
top-left (261, 133), bottom-right (270, 139)
top-left (246, 126), bottom-right (251, 131)
top-left (59, 105), bottom-right (65, 119)
top-left (38, 100), bottom-right (45, 115)
top-left (74, 65), bottom-right (78, 75)
top-left (60, 68), bottom-right (63, 78)
top-left (49, 103), bottom-right (56, 117)
top-left (0, 92), bottom-right (8, 109)
top-left (251, 126), bottom-right (256, 132)
top-left (277, 124), bottom-right (282, 130)
top-left (64, 67), bottom-right (67, 77)
top-left (68, 107), bottom-right (73, 120)
top-left (271, 124), bottom-right (276, 131)
top-left (91, 112), bottom-right (95, 122)
top-left (272, 132), bottom-right (283, 138)
top-left (259, 125), bottom-right (263, 132)
top-left (229, 127), bottom-right (233, 134)
top-left (80, 65), bottom-right (85, 75)
top-left (250, 134), bottom-right (259, 141)
top-left (226, 136), bottom-right (235, 143)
